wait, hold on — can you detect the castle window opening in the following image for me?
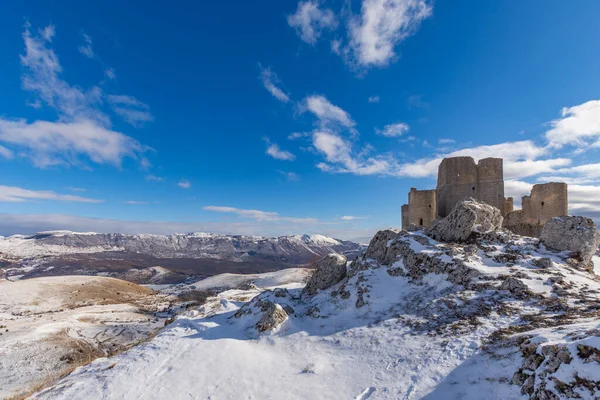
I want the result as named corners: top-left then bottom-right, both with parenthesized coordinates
top-left (419, 218), bottom-right (423, 226)
top-left (472, 187), bottom-right (475, 191)
top-left (541, 201), bottom-right (544, 206)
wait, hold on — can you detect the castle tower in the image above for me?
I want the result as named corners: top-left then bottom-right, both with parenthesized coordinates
top-left (407, 188), bottom-right (437, 228)
top-left (436, 156), bottom-right (504, 217)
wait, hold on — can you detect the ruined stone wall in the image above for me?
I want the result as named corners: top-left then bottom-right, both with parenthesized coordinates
top-left (401, 204), bottom-right (409, 230)
top-left (524, 183), bottom-right (568, 225)
top-left (503, 182), bottom-right (568, 237)
top-left (408, 188), bottom-right (437, 228)
top-left (436, 157), bottom-right (505, 217)
top-left (504, 197), bottom-right (514, 215)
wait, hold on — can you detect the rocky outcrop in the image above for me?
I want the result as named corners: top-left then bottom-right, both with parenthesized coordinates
top-left (425, 198), bottom-right (503, 243)
top-left (302, 253), bottom-right (347, 295)
top-left (255, 302), bottom-right (288, 333)
top-left (540, 216), bottom-right (600, 268)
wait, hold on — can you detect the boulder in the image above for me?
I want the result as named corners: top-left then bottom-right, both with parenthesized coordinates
top-left (426, 198), bottom-right (503, 243)
top-left (302, 253), bottom-right (347, 296)
top-left (364, 229), bottom-right (401, 261)
top-left (540, 216), bottom-right (600, 267)
top-left (255, 302), bottom-right (288, 333)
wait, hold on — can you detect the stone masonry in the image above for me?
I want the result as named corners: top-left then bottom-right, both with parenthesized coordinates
top-left (503, 182), bottom-right (568, 237)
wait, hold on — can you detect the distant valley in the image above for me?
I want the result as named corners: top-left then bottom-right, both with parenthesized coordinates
top-left (0, 231), bottom-right (363, 284)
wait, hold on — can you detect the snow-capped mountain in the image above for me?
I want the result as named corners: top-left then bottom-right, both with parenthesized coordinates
top-left (0, 231), bottom-right (362, 283)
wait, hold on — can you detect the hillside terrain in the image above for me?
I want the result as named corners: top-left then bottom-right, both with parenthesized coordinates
top-left (0, 276), bottom-right (174, 399)
top-left (0, 231), bottom-right (361, 284)
top-left (31, 224), bottom-right (600, 399)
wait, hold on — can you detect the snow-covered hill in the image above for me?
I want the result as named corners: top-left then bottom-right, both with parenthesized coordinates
top-left (0, 231), bottom-right (362, 283)
top-left (0, 231), bottom-right (359, 259)
top-left (33, 228), bottom-right (600, 399)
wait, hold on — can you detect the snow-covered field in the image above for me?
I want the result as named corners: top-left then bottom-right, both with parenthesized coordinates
top-left (0, 276), bottom-right (171, 399)
top-left (29, 230), bottom-right (600, 400)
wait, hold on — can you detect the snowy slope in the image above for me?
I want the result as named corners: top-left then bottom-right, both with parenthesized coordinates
top-left (34, 230), bottom-right (600, 399)
top-left (0, 231), bottom-right (359, 259)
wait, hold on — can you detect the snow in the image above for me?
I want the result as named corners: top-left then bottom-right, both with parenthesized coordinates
top-left (7, 230), bottom-right (600, 399)
top-left (189, 268), bottom-right (311, 291)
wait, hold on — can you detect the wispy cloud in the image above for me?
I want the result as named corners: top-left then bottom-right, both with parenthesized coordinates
top-left (104, 68), bottom-right (116, 80)
top-left (303, 95), bottom-right (356, 131)
top-left (0, 185), bottom-right (101, 203)
top-left (287, 1), bottom-right (338, 45)
top-left (345, 0), bottom-right (432, 68)
top-left (259, 65), bottom-right (290, 103)
top-left (124, 200), bottom-right (148, 205)
top-left (438, 138), bottom-right (455, 144)
top-left (0, 24), bottom-right (151, 169)
top-left (178, 179), bottom-right (191, 189)
top-left (278, 170), bottom-right (300, 181)
top-left (265, 139), bottom-right (296, 161)
top-left (67, 187), bottom-right (86, 192)
top-left (375, 122), bottom-right (409, 137)
top-left (203, 205), bottom-right (317, 223)
top-left (339, 215), bottom-right (368, 221)
top-left (107, 94), bottom-right (153, 127)
top-left (78, 33), bottom-right (94, 58)
top-left (288, 132), bottom-right (311, 140)
top-left (368, 95), bottom-right (380, 103)
top-left (146, 175), bottom-right (164, 182)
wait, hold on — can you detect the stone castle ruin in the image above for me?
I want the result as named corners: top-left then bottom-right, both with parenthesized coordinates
top-left (401, 156), bottom-right (568, 237)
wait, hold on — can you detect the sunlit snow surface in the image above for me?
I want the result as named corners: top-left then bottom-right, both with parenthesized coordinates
top-left (31, 232), bottom-right (600, 400)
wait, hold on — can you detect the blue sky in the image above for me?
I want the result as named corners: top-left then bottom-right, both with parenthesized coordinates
top-left (1, 0), bottom-right (600, 240)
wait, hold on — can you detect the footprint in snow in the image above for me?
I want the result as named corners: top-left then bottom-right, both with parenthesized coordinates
top-left (354, 386), bottom-right (376, 400)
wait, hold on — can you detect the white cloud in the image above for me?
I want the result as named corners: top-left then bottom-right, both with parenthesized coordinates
top-left (1, 24), bottom-right (152, 169)
top-left (313, 131), bottom-right (393, 175)
top-left (340, 215), bottom-right (368, 221)
top-left (346, 0), bottom-right (432, 67)
top-left (124, 200), bottom-right (148, 205)
top-left (259, 66), bottom-right (290, 103)
top-left (304, 95), bottom-right (356, 130)
top-left (178, 179), bottom-right (191, 189)
top-left (39, 25), bottom-right (55, 42)
top-left (375, 122), bottom-right (409, 137)
top-left (203, 205), bottom-right (317, 223)
top-left (368, 95), bottom-right (380, 103)
top-left (104, 68), bottom-right (116, 80)
top-left (287, 1), bottom-right (338, 45)
top-left (146, 175), bottom-right (164, 182)
top-left (0, 185), bottom-right (101, 203)
top-left (107, 95), bottom-right (153, 127)
top-left (545, 100), bottom-right (600, 149)
top-left (266, 140), bottom-right (296, 161)
top-left (278, 170), bottom-right (300, 181)
top-left (67, 187), bottom-right (86, 192)
top-left (78, 33), bottom-right (94, 58)
top-left (438, 138), bottom-right (455, 144)
top-left (288, 132), bottom-right (311, 140)
top-left (0, 119), bottom-right (145, 168)
top-left (0, 145), bottom-right (14, 159)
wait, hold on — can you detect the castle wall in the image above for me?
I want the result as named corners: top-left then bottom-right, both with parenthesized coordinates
top-left (504, 197), bottom-right (514, 215)
top-left (408, 188), bottom-right (437, 228)
top-left (523, 182), bottom-right (568, 225)
top-left (436, 157), bottom-right (505, 217)
top-left (401, 204), bottom-right (409, 230)
top-left (503, 182), bottom-right (568, 237)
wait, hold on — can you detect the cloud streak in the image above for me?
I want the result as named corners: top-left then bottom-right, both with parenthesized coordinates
top-left (0, 185), bottom-right (102, 203)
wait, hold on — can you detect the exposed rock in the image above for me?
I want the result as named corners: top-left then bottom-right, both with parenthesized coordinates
top-left (540, 216), bottom-right (600, 267)
top-left (532, 257), bottom-right (553, 269)
top-left (363, 229), bottom-right (401, 261)
top-left (255, 302), bottom-right (288, 333)
top-left (500, 277), bottom-right (530, 296)
top-left (302, 253), bottom-right (347, 296)
top-left (425, 198), bottom-right (503, 243)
